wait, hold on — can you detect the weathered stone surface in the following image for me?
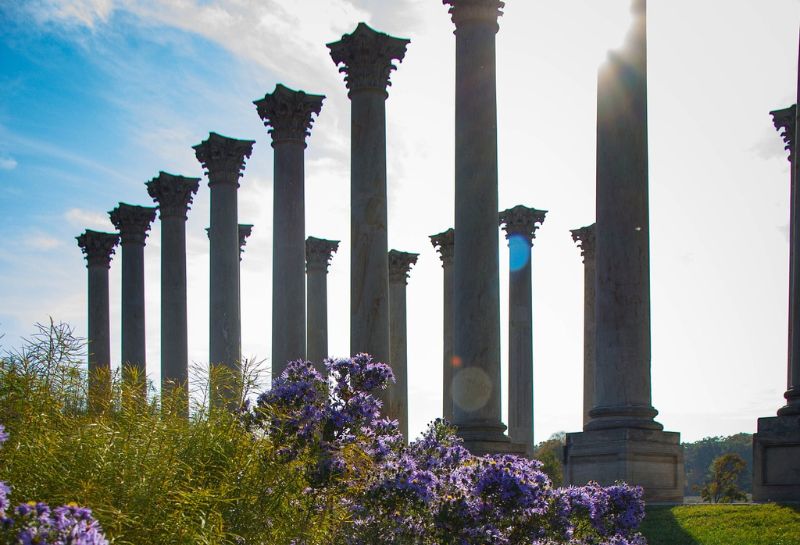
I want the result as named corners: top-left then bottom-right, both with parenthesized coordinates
top-left (753, 416), bottom-right (800, 501)
top-left (109, 203), bottom-right (156, 390)
top-left (147, 172), bottom-right (200, 409)
top-left (388, 250), bottom-right (418, 440)
top-left (443, 0), bottom-right (508, 451)
top-left (565, 428), bottom-right (684, 503)
top-left (194, 133), bottom-right (254, 393)
top-left (571, 224), bottom-right (596, 427)
top-left (329, 24), bottom-right (409, 377)
top-left (306, 236), bottom-right (339, 370)
top-left (431, 228), bottom-right (455, 423)
top-left (77, 229), bottom-right (119, 408)
top-left (255, 85), bottom-right (323, 378)
top-left (500, 205), bottom-right (546, 455)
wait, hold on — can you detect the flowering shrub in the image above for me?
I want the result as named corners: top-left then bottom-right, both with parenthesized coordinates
top-left (0, 425), bottom-right (109, 545)
top-left (256, 355), bottom-right (648, 545)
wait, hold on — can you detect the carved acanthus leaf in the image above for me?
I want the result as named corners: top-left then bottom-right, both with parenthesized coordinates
top-left (771, 104), bottom-right (796, 163)
top-left (328, 23), bottom-right (410, 95)
top-left (193, 132), bottom-right (255, 186)
top-left (499, 205), bottom-right (547, 244)
top-left (306, 236), bottom-right (340, 272)
top-left (388, 250), bottom-right (419, 284)
top-left (430, 228), bottom-right (455, 266)
top-left (146, 171), bottom-right (200, 219)
top-left (254, 84), bottom-right (324, 145)
top-left (108, 203), bottom-right (157, 245)
top-left (77, 229), bottom-right (119, 268)
top-left (443, 0), bottom-right (504, 29)
top-left (570, 223), bottom-right (596, 263)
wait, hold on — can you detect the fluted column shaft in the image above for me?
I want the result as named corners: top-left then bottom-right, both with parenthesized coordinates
top-left (572, 224), bottom-right (596, 427)
top-left (501, 205), bottom-right (546, 453)
top-left (109, 203), bottom-right (156, 392)
top-left (444, 0), bottom-right (506, 443)
top-left (589, 0), bottom-right (660, 431)
top-left (255, 85), bottom-right (324, 378)
top-left (147, 172), bottom-right (200, 406)
top-left (328, 23), bottom-right (409, 370)
top-left (306, 237), bottom-right (339, 371)
top-left (431, 229), bottom-right (455, 422)
top-left (388, 250), bottom-right (418, 440)
top-left (77, 230), bottom-right (119, 408)
top-left (194, 132), bottom-right (254, 408)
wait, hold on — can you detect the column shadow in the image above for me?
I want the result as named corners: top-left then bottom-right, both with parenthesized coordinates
top-left (639, 506), bottom-right (700, 545)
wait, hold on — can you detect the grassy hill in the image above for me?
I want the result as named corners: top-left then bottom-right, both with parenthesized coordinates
top-left (641, 504), bottom-right (800, 545)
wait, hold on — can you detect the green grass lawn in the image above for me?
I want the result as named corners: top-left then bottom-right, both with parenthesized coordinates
top-left (640, 504), bottom-right (800, 545)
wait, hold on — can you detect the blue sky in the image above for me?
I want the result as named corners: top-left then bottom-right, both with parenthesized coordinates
top-left (1, 0), bottom-right (799, 444)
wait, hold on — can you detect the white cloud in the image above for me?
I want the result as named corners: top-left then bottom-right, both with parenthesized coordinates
top-left (64, 208), bottom-right (113, 230)
top-left (0, 155), bottom-right (17, 170)
top-left (24, 233), bottom-right (63, 251)
top-left (33, 0), bottom-right (115, 28)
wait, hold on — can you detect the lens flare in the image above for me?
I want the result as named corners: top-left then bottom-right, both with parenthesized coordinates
top-left (508, 234), bottom-right (530, 272)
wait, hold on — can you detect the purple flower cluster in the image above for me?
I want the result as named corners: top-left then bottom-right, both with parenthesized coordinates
top-left (254, 355), bottom-right (648, 545)
top-left (0, 425), bottom-right (109, 545)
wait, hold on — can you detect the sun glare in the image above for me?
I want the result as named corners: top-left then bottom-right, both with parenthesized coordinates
top-left (591, 0), bottom-right (635, 67)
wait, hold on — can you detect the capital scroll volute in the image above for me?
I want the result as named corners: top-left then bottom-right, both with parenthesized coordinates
top-left (570, 223), bottom-right (596, 263)
top-left (146, 171), bottom-right (200, 220)
top-left (327, 22), bottom-right (410, 97)
top-left (771, 104), bottom-right (796, 163)
top-left (193, 132), bottom-right (255, 187)
top-left (77, 229), bottom-right (119, 269)
top-left (388, 250), bottom-right (419, 285)
top-left (499, 205), bottom-right (547, 246)
top-left (108, 203), bottom-right (157, 245)
top-left (306, 236), bottom-right (340, 273)
top-left (430, 228), bottom-right (455, 267)
top-left (254, 84), bottom-right (324, 147)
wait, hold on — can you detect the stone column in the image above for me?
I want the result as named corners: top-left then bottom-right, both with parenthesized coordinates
top-left (442, 0), bottom-right (510, 453)
top-left (76, 229), bottom-right (119, 409)
top-left (254, 84), bottom-right (324, 379)
top-left (194, 132), bottom-right (254, 405)
top-left (238, 224), bottom-right (253, 357)
top-left (388, 250), bottom-right (418, 440)
top-left (431, 228), bottom-right (455, 422)
top-left (328, 23), bottom-right (409, 370)
top-left (500, 205), bottom-right (546, 455)
top-left (146, 172), bottom-right (200, 408)
top-left (571, 224), bottom-right (596, 428)
top-left (306, 236), bottom-right (339, 371)
top-left (109, 203), bottom-right (157, 393)
top-left (753, 99), bottom-right (800, 502)
top-left (564, 0), bottom-right (683, 503)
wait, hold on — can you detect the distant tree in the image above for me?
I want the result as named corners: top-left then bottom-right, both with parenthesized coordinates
top-left (683, 434), bottom-right (752, 495)
top-left (534, 431), bottom-right (566, 487)
top-left (698, 453), bottom-right (748, 503)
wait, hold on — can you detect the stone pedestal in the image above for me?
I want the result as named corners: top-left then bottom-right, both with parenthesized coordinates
top-left (443, 0), bottom-right (509, 451)
top-left (147, 172), bottom-right (200, 410)
top-left (753, 416), bottom-right (800, 502)
top-left (194, 132), bottom-right (254, 407)
top-left (306, 236), bottom-right (339, 372)
top-left (571, 224), bottom-right (596, 427)
top-left (328, 23), bottom-right (409, 372)
top-left (431, 228), bottom-right (455, 422)
top-left (565, 428), bottom-right (684, 503)
top-left (109, 203), bottom-right (157, 394)
top-left (255, 84), bottom-right (324, 379)
top-left (500, 205), bottom-right (546, 455)
top-left (388, 250), bottom-right (418, 440)
top-left (564, 0), bottom-right (683, 501)
top-left (77, 229), bottom-right (119, 409)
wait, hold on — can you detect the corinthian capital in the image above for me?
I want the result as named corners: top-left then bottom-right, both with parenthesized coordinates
top-left (430, 228), bottom-right (455, 266)
top-left (239, 224), bottom-right (253, 257)
top-left (771, 104), bottom-right (796, 163)
top-left (193, 132), bottom-right (255, 187)
top-left (146, 171), bottom-right (200, 219)
top-left (306, 236), bottom-right (340, 273)
top-left (77, 229), bottom-right (119, 268)
top-left (499, 205), bottom-right (547, 245)
top-left (389, 250), bottom-right (419, 285)
top-left (254, 84), bottom-right (324, 146)
top-left (570, 223), bottom-right (596, 263)
top-left (327, 22), bottom-right (410, 96)
top-left (108, 203), bottom-right (157, 245)
top-left (443, 0), bottom-right (504, 30)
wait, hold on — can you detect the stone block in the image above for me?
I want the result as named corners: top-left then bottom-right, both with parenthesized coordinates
top-left (564, 427), bottom-right (684, 503)
top-left (753, 415), bottom-right (800, 502)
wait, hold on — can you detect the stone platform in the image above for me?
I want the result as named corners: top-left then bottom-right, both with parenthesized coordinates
top-left (564, 427), bottom-right (684, 502)
top-left (462, 438), bottom-right (528, 457)
top-left (753, 415), bottom-right (800, 502)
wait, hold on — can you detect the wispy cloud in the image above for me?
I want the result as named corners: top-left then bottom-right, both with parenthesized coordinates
top-left (0, 154), bottom-right (17, 170)
top-left (24, 233), bottom-right (63, 251)
top-left (65, 207), bottom-right (113, 230)
top-left (29, 0), bottom-right (114, 28)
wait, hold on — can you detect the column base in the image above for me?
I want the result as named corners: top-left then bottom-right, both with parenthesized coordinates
top-left (564, 427), bottom-right (684, 503)
top-left (777, 387), bottom-right (800, 416)
top-left (753, 415), bottom-right (800, 502)
top-left (462, 437), bottom-right (529, 457)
